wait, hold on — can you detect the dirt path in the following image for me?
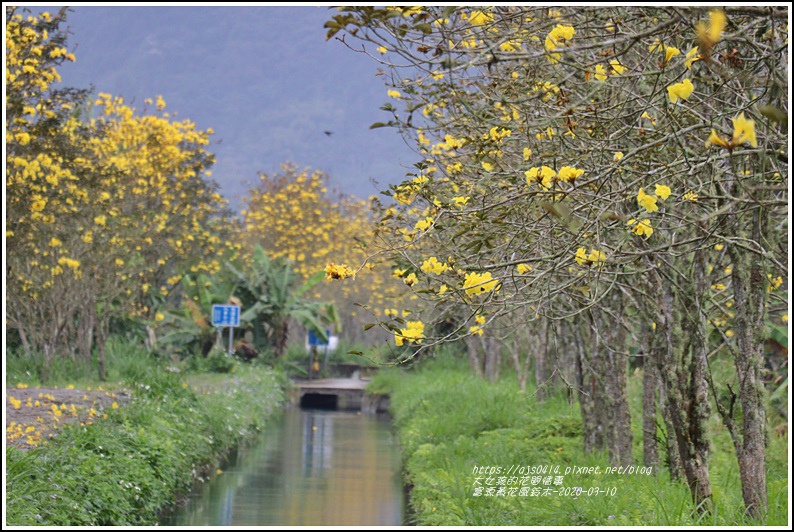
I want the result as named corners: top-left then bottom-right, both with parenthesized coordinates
top-left (5, 386), bottom-right (131, 450)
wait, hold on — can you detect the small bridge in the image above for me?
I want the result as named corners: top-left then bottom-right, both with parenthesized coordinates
top-left (288, 377), bottom-right (388, 413)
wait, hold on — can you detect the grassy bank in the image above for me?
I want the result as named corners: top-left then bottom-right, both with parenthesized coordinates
top-left (5, 343), bottom-right (285, 526)
top-left (371, 355), bottom-right (788, 526)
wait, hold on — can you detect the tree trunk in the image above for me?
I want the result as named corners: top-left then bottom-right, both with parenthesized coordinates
top-left (642, 347), bottom-right (660, 470)
top-left (534, 319), bottom-right (549, 401)
top-left (96, 320), bottom-right (108, 381)
top-left (728, 223), bottom-right (769, 518)
top-left (466, 336), bottom-right (483, 379)
top-left (78, 303), bottom-right (95, 362)
top-left (509, 333), bottom-right (529, 391)
top-left (486, 334), bottom-right (501, 383)
top-left (272, 320), bottom-right (290, 358)
top-left (652, 252), bottom-right (713, 512)
top-left (574, 320), bottom-right (604, 454)
top-left (594, 292), bottom-right (634, 467)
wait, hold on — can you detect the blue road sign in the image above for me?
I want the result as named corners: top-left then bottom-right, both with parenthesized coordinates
top-left (307, 329), bottom-right (330, 346)
top-left (211, 304), bottom-right (240, 327)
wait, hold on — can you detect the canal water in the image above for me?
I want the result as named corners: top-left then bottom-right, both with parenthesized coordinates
top-left (161, 406), bottom-right (405, 526)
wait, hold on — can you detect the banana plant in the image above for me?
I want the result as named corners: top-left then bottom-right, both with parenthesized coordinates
top-left (226, 244), bottom-right (340, 358)
top-left (157, 273), bottom-right (238, 357)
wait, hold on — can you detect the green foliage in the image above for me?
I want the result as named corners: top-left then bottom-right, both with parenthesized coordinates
top-left (5, 335), bottom-right (163, 388)
top-left (5, 360), bottom-right (283, 526)
top-left (226, 244), bottom-right (339, 357)
top-left (186, 348), bottom-right (237, 374)
top-left (157, 273), bottom-right (234, 358)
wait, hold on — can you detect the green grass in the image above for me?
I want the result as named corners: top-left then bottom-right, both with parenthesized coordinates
top-left (5, 336), bottom-right (177, 390)
top-left (5, 341), bottom-right (285, 526)
top-left (371, 354), bottom-right (789, 526)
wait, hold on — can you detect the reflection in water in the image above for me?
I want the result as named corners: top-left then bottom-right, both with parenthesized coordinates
top-left (162, 407), bottom-right (404, 526)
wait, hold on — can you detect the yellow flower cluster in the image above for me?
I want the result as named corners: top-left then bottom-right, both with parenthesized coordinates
top-left (545, 24), bottom-right (575, 63)
top-left (667, 79), bottom-right (694, 103)
top-left (706, 112), bottom-right (758, 152)
top-left (463, 271), bottom-right (500, 296)
top-left (325, 262), bottom-right (354, 280)
top-left (421, 256), bottom-right (449, 275)
top-left (469, 314), bottom-right (486, 336)
top-left (395, 320), bottom-right (425, 346)
top-left (627, 219), bottom-right (653, 238)
top-left (575, 248), bottom-right (607, 267)
top-left (525, 166), bottom-right (557, 189)
top-left (637, 185), bottom-right (671, 213)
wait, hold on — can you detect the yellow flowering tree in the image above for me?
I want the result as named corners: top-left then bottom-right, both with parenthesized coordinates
top-left (328, 5), bottom-right (787, 517)
top-left (6, 6), bottom-right (234, 378)
top-left (240, 162), bottom-right (411, 345)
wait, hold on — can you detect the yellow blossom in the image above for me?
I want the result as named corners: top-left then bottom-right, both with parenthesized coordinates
top-left (706, 129), bottom-right (731, 149)
top-left (387, 89), bottom-right (401, 99)
top-left (545, 24), bottom-right (575, 63)
top-left (517, 263), bottom-right (532, 275)
top-left (667, 79), bottom-right (694, 103)
top-left (558, 166), bottom-right (584, 182)
top-left (706, 112), bottom-right (758, 151)
top-left (57, 257), bottom-right (80, 270)
top-left (525, 166), bottom-right (556, 189)
top-left (415, 217), bottom-right (433, 231)
top-left (421, 257), bottom-right (449, 275)
top-left (628, 218), bottom-right (653, 238)
top-left (463, 271), bottom-right (500, 296)
top-left (324, 262), bottom-right (354, 280)
top-left (684, 46), bottom-right (700, 68)
top-left (470, 315), bottom-right (486, 336)
top-left (637, 188), bottom-right (659, 213)
top-left (683, 191), bottom-right (699, 202)
top-left (610, 59), bottom-right (626, 75)
top-left (663, 46), bottom-right (681, 64)
top-left (587, 249), bottom-right (607, 267)
top-left (14, 132), bottom-right (31, 145)
top-left (614, 152), bottom-right (624, 161)
top-left (395, 320), bottom-right (424, 346)
top-left (468, 10), bottom-right (493, 26)
top-left (655, 184), bottom-right (671, 200)
top-left (594, 64), bottom-right (608, 81)
top-left (767, 275), bottom-right (783, 291)
top-left (731, 112), bottom-right (757, 148)
top-left (575, 247), bottom-right (588, 265)
top-left (696, 9), bottom-right (727, 56)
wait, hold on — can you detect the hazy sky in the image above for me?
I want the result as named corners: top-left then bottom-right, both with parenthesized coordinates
top-left (17, 3), bottom-right (420, 210)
